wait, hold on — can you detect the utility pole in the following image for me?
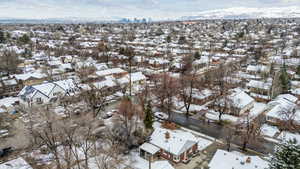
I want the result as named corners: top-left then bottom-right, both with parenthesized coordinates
top-left (148, 156), bottom-right (151, 169)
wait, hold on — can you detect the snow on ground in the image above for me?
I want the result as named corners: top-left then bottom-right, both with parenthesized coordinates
top-left (264, 137), bottom-right (280, 144)
top-left (205, 111), bottom-right (239, 123)
top-left (278, 131), bottom-right (300, 145)
top-left (153, 121), bottom-right (162, 129)
top-left (29, 149), bottom-right (54, 166)
top-left (179, 104), bottom-right (208, 113)
top-left (261, 124), bottom-right (279, 138)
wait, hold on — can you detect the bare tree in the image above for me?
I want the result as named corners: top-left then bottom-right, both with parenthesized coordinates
top-left (237, 113), bottom-right (262, 151)
top-left (81, 87), bottom-right (108, 118)
top-left (152, 74), bottom-right (179, 120)
top-left (0, 49), bottom-right (20, 75)
top-left (179, 72), bottom-right (197, 117)
top-left (210, 63), bottom-right (232, 123)
top-left (32, 113), bottom-right (63, 169)
top-left (114, 97), bottom-right (143, 148)
top-left (278, 105), bottom-right (300, 132)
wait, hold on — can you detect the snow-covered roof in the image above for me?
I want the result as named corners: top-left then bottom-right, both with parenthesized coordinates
top-left (247, 80), bottom-right (272, 90)
top-left (229, 88), bottom-right (254, 109)
top-left (95, 68), bottom-right (126, 77)
top-left (18, 79), bottom-right (77, 99)
top-left (276, 94), bottom-right (298, 103)
top-left (118, 72), bottom-right (146, 84)
top-left (149, 128), bottom-right (197, 156)
top-left (93, 79), bottom-right (116, 89)
top-left (14, 72), bottom-right (47, 81)
top-left (246, 65), bottom-right (269, 72)
top-left (191, 88), bottom-right (213, 100)
top-left (0, 97), bottom-right (19, 108)
top-left (2, 79), bottom-right (18, 86)
top-left (208, 149), bottom-right (268, 169)
top-left (140, 142), bottom-right (160, 155)
top-left (261, 124), bottom-right (279, 138)
top-left (0, 157), bottom-right (33, 169)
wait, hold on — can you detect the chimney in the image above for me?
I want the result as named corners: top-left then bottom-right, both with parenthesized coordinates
top-left (246, 157), bottom-right (251, 163)
top-left (165, 131), bottom-right (170, 142)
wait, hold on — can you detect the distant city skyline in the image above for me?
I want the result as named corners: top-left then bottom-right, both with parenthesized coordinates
top-left (1, 0), bottom-right (300, 20)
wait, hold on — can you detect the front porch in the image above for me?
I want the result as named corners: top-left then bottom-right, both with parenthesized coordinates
top-left (139, 142), bottom-right (160, 161)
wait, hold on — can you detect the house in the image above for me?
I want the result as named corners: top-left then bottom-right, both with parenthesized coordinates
top-left (247, 80), bottom-right (272, 102)
top-left (214, 88), bottom-right (255, 116)
top-left (13, 72), bottom-right (48, 86)
top-left (246, 65), bottom-right (269, 75)
top-left (208, 149), bottom-right (268, 169)
top-left (0, 157), bottom-right (33, 169)
top-left (189, 88), bottom-right (214, 105)
top-left (0, 97), bottom-right (19, 114)
top-left (0, 77), bottom-right (20, 97)
top-left (228, 88), bottom-right (255, 116)
top-left (139, 128), bottom-right (198, 164)
top-left (117, 72), bottom-right (147, 93)
top-left (18, 79), bottom-right (77, 106)
top-left (265, 94), bottom-right (299, 126)
top-left (95, 68), bottom-right (128, 79)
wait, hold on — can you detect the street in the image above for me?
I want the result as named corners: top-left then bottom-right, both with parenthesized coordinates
top-left (169, 112), bottom-right (275, 155)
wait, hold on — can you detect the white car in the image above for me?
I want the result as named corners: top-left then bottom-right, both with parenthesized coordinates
top-left (154, 112), bottom-right (169, 121)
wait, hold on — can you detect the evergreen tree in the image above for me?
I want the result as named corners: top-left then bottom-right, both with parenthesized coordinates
top-left (0, 30), bottom-right (5, 43)
top-left (279, 63), bottom-right (291, 93)
top-left (269, 140), bottom-right (300, 169)
top-left (166, 35), bottom-right (171, 43)
top-left (143, 103), bottom-right (154, 129)
top-left (194, 51), bottom-right (201, 60)
top-left (18, 34), bottom-right (31, 45)
top-left (178, 36), bottom-right (186, 44)
top-left (297, 65), bottom-right (300, 76)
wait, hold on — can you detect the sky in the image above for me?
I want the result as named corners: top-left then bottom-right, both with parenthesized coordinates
top-left (0, 0), bottom-right (300, 20)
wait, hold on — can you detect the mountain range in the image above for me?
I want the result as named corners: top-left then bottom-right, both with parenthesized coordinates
top-left (180, 6), bottom-right (300, 20)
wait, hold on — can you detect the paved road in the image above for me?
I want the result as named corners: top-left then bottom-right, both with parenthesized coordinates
top-left (169, 112), bottom-right (275, 155)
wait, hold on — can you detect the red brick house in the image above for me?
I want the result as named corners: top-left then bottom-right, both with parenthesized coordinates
top-left (139, 128), bottom-right (199, 164)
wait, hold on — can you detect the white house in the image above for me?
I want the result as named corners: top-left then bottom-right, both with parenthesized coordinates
top-left (265, 94), bottom-right (300, 126)
top-left (208, 149), bottom-right (268, 169)
top-left (228, 88), bottom-right (255, 116)
top-left (18, 79), bottom-right (77, 105)
top-left (246, 65), bottom-right (269, 75)
top-left (247, 80), bottom-right (272, 101)
top-left (216, 88), bottom-right (255, 116)
top-left (117, 72), bottom-right (147, 93)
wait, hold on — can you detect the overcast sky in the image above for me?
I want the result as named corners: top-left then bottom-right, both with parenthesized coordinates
top-left (0, 0), bottom-right (299, 20)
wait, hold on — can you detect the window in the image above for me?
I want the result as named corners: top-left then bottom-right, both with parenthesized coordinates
top-left (173, 155), bottom-right (180, 161)
top-left (53, 92), bottom-right (61, 96)
top-left (36, 98), bottom-right (42, 104)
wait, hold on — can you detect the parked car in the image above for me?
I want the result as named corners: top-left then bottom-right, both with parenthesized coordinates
top-left (154, 112), bottom-right (169, 121)
top-left (0, 147), bottom-right (13, 158)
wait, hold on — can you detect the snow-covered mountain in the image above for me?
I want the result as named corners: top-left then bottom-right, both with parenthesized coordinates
top-left (181, 6), bottom-right (300, 20)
